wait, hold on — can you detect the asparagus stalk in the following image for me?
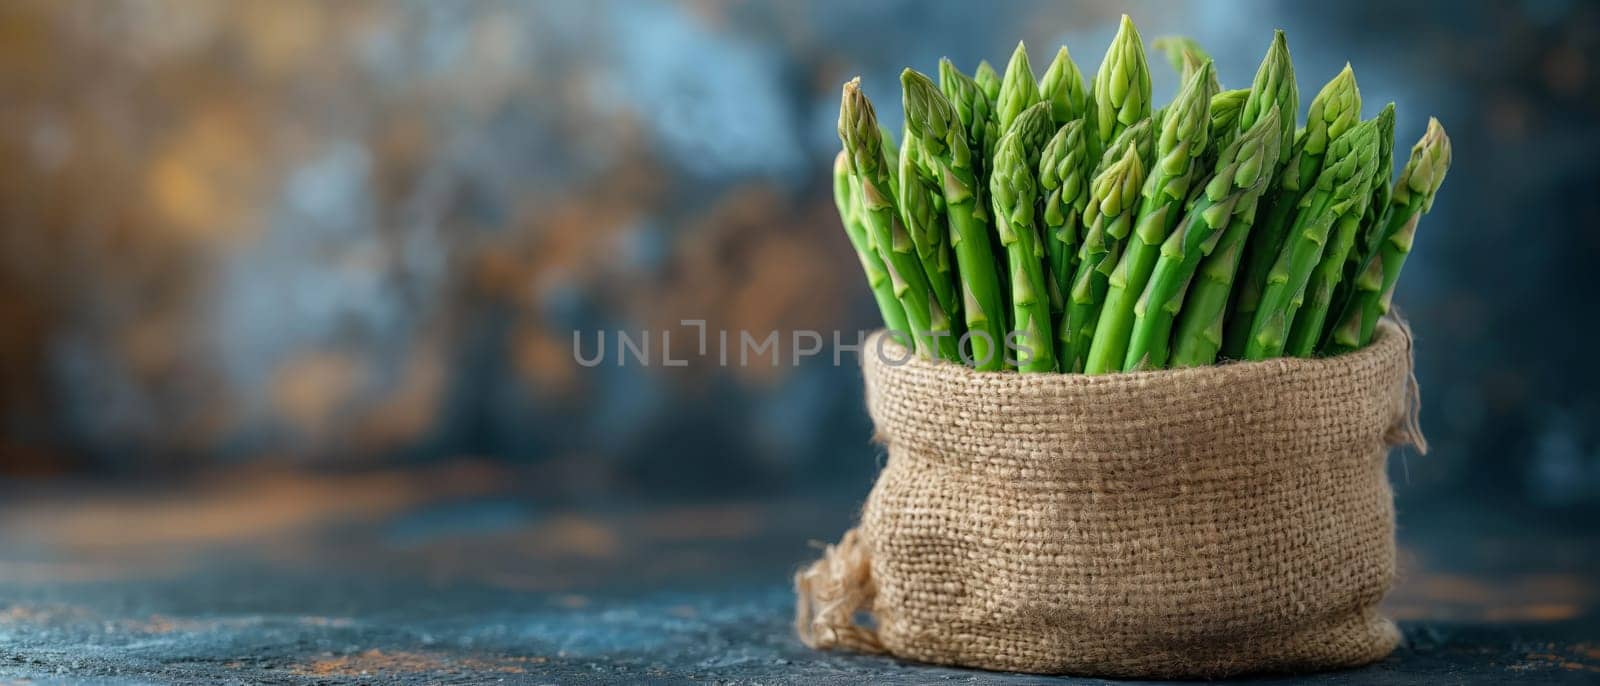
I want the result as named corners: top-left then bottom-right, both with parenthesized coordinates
top-left (975, 59), bottom-right (1002, 103)
top-left (896, 101), bottom-right (961, 324)
top-left (903, 69), bottom-right (1009, 370)
top-left (1090, 15), bottom-right (1153, 156)
top-left (996, 42), bottom-right (1041, 134)
top-left (1165, 96), bottom-right (1307, 369)
top-left (839, 78), bottom-right (959, 360)
top-left (1284, 200), bottom-right (1370, 357)
top-left (1064, 120), bottom-right (1154, 372)
top-left (1288, 110), bottom-right (1395, 357)
top-left (1085, 62), bottom-right (1216, 374)
top-left (1166, 208), bottom-right (1255, 367)
top-left (1206, 88), bottom-right (1250, 167)
top-left (1039, 46), bottom-right (1090, 127)
top-left (939, 59), bottom-right (1002, 206)
top-left (975, 59), bottom-right (1004, 186)
top-left (1357, 103), bottom-right (1400, 261)
top-left (1325, 118), bottom-right (1452, 354)
top-left (880, 125), bottom-right (900, 193)
top-left (1038, 119), bottom-right (1090, 364)
top-left (1329, 102), bottom-right (1397, 333)
top-left (834, 151), bottom-right (910, 335)
top-left (987, 100), bottom-right (1057, 327)
top-left (1224, 64), bottom-right (1359, 357)
top-left (1003, 100), bottom-right (1056, 148)
top-left (1124, 104), bottom-right (1283, 370)
top-left (1243, 117), bottom-right (1381, 360)
top-left (1239, 30), bottom-right (1299, 171)
top-left (989, 129), bottom-right (1058, 372)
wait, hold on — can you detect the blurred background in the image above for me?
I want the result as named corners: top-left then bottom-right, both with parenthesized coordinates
top-left (1, 0), bottom-right (1597, 513)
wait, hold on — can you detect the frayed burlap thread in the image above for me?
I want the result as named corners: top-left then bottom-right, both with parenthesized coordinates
top-left (796, 319), bottom-right (1423, 678)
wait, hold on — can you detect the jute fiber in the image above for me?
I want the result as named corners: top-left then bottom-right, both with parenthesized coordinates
top-left (796, 319), bottom-right (1425, 678)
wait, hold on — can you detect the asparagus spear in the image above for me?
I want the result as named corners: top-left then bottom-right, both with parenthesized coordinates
top-left (834, 151), bottom-right (911, 335)
top-left (990, 129), bottom-right (1058, 372)
top-left (903, 69), bottom-right (1009, 370)
top-left (1064, 119), bottom-right (1154, 372)
top-left (1090, 15), bottom-right (1153, 156)
top-left (1139, 31), bottom-right (1299, 366)
top-left (1239, 30), bottom-right (1298, 170)
top-left (987, 100), bottom-right (1056, 326)
top-left (1357, 103), bottom-right (1400, 261)
top-left (975, 59), bottom-right (1002, 103)
top-left (880, 125), bottom-right (900, 193)
top-left (1038, 119), bottom-right (1090, 363)
top-left (1243, 116), bottom-right (1381, 360)
top-left (1206, 88), bottom-right (1250, 166)
top-left (1003, 100), bottom-right (1056, 148)
top-left (975, 59), bottom-right (1004, 186)
top-left (1152, 36), bottom-right (1219, 92)
top-left (897, 102), bottom-right (960, 324)
top-left (1164, 95), bottom-right (1308, 369)
top-left (1124, 104), bottom-right (1283, 370)
top-left (939, 59), bottom-right (1002, 204)
top-left (1038, 46), bottom-right (1090, 127)
top-left (1288, 108), bottom-right (1397, 357)
top-left (839, 78), bottom-right (959, 360)
top-left (1224, 65), bottom-right (1359, 357)
top-left (996, 42), bottom-right (1041, 133)
top-left (1284, 198), bottom-right (1370, 356)
top-left (1329, 102), bottom-right (1396, 332)
top-left (1325, 118), bottom-right (1452, 354)
top-left (1085, 62), bottom-right (1216, 374)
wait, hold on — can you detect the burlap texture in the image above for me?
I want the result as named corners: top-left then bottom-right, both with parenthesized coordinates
top-left (796, 319), bottom-right (1424, 678)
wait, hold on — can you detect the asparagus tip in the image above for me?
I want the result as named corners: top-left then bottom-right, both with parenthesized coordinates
top-left (901, 68), bottom-right (948, 141)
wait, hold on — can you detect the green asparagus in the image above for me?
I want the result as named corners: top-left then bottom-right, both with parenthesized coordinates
top-left (834, 151), bottom-right (911, 336)
top-left (1325, 118), bottom-right (1451, 354)
top-left (1086, 62), bottom-right (1216, 374)
top-left (1239, 30), bottom-right (1298, 170)
top-left (1038, 119), bottom-right (1090, 364)
top-left (903, 68), bottom-right (1009, 370)
top-left (896, 130), bottom-right (960, 321)
top-left (1329, 102), bottom-right (1397, 331)
top-left (1284, 201), bottom-right (1368, 357)
top-left (825, 18), bottom-right (1452, 373)
top-left (996, 42), bottom-right (1040, 134)
top-left (839, 78), bottom-right (959, 360)
top-left (975, 60), bottom-right (1002, 103)
top-left (1206, 88), bottom-right (1250, 165)
top-left (939, 58), bottom-right (1002, 200)
top-left (1090, 15), bottom-right (1153, 156)
top-left (1225, 64), bottom-right (1359, 357)
top-left (1039, 46), bottom-right (1090, 127)
top-left (1124, 104), bottom-right (1283, 370)
top-left (990, 129), bottom-right (1058, 372)
top-left (1063, 120), bottom-right (1153, 372)
top-left (1243, 116), bottom-right (1380, 360)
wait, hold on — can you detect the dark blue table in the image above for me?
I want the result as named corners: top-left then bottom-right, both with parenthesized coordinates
top-left (1, 464), bottom-right (1595, 684)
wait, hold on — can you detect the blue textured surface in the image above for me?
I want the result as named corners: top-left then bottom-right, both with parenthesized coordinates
top-left (0, 468), bottom-right (1595, 684)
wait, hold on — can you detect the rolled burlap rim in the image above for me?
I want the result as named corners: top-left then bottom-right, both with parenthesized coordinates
top-left (796, 316), bottom-right (1425, 678)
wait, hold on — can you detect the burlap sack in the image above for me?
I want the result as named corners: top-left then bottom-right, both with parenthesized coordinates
top-left (796, 319), bottom-right (1425, 678)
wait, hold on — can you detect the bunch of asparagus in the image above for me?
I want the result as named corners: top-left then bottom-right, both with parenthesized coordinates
top-left (833, 16), bottom-right (1452, 373)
